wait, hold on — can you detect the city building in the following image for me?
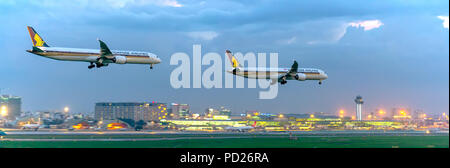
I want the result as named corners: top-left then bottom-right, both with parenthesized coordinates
top-left (171, 103), bottom-right (190, 119)
top-left (95, 102), bottom-right (168, 122)
top-left (205, 107), bottom-right (232, 120)
top-left (0, 95), bottom-right (22, 120)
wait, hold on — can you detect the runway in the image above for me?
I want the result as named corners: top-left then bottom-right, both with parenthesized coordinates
top-left (1, 129), bottom-right (447, 141)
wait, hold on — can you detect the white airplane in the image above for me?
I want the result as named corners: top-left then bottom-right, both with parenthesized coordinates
top-left (22, 124), bottom-right (41, 131)
top-left (26, 26), bottom-right (161, 69)
top-left (225, 50), bottom-right (328, 85)
top-left (224, 121), bottom-right (257, 132)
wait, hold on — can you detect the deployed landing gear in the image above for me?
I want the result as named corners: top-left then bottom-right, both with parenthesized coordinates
top-left (280, 76), bottom-right (287, 85)
top-left (319, 81), bottom-right (322, 85)
top-left (150, 64), bottom-right (153, 69)
top-left (88, 62), bottom-right (95, 69)
top-left (96, 63), bottom-right (104, 68)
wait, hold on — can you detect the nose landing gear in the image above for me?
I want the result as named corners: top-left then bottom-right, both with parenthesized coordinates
top-left (150, 64), bottom-right (153, 69)
top-left (319, 80), bottom-right (322, 85)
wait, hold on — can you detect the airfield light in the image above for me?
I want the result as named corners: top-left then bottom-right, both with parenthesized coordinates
top-left (339, 110), bottom-right (345, 118)
top-left (351, 116), bottom-right (356, 120)
top-left (64, 107), bottom-right (70, 113)
top-left (422, 114), bottom-right (427, 119)
top-left (1, 106), bottom-right (7, 117)
top-left (378, 110), bottom-right (385, 115)
top-left (279, 114), bottom-right (284, 118)
top-left (310, 114), bottom-right (315, 118)
top-left (400, 110), bottom-right (406, 116)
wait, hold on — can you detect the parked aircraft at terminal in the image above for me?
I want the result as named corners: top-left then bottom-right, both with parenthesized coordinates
top-left (26, 26), bottom-right (161, 69)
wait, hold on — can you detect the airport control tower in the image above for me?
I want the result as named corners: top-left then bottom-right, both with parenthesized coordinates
top-left (354, 95), bottom-right (364, 121)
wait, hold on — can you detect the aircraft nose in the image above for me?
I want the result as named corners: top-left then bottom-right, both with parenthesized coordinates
top-left (153, 57), bottom-right (161, 64)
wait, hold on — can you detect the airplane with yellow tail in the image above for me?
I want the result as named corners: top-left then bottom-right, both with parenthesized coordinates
top-left (26, 26), bottom-right (161, 69)
top-left (225, 50), bottom-right (328, 85)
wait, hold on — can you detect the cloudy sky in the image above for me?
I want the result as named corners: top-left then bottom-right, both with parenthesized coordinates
top-left (0, 0), bottom-right (448, 116)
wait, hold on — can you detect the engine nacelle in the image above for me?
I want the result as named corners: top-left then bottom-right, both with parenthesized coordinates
top-left (295, 73), bottom-right (307, 81)
top-left (114, 56), bottom-right (127, 64)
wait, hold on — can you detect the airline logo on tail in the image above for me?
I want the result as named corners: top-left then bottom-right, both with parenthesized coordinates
top-left (251, 121), bottom-right (257, 127)
top-left (27, 26), bottom-right (49, 47)
top-left (226, 50), bottom-right (241, 68)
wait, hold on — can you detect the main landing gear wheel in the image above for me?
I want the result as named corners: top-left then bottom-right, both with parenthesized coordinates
top-left (150, 64), bottom-right (153, 69)
top-left (96, 63), bottom-right (104, 68)
top-left (319, 81), bottom-right (322, 85)
top-left (280, 76), bottom-right (287, 85)
top-left (88, 62), bottom-right (95, 69)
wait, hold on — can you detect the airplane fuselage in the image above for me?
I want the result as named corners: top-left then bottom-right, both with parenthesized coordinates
top-left (27, 47), bottom-right (161, 65)
top-left (227, 67), bottom-right (328, 81)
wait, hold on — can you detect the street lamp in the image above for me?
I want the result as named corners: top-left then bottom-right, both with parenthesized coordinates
top-left (378, 109), bottom-right (385, 120)
top-left (0, 106), bottom-right (7, 117)
top-left (339, 110), bottom-right (345, 118)
top-left (400, 110), bottom-right (406, 116)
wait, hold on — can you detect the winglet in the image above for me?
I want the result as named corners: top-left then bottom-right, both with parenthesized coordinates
top-left (98, 39), bottom-right (113, 57)
top-left (27, 26), bottom-right (50, 47)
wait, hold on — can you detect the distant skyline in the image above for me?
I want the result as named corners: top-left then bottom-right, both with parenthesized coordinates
top-left (1, 0), bottom-right (448, 115)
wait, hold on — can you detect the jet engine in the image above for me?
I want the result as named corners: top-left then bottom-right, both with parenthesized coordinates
top-left (232, 67), bottom-right (241, 74)
top-left (114, 56), bottom-right (127, 64)
top-left (295, 73), bottom-right (307, 81)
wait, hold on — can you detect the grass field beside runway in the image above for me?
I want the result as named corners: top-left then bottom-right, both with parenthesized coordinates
top-left (1, 133), bottom-right (289, 139)
top-left (1, 136), bottom-right (448, 148)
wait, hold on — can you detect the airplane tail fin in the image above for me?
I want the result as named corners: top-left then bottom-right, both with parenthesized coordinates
top-left (251, 121), bottom-right (257, 127)
top-left (27, 26), bottom-right (49, 47)
top-left (226, 50), bottom-right (241, 68)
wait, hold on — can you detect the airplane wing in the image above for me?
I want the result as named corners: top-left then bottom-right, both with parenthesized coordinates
top-left (98, 39), bottom-right (113, 58)
top-left (287, 60), bottom-right (298, 76)
top-left (276, 60), bottom-right (299, 84)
